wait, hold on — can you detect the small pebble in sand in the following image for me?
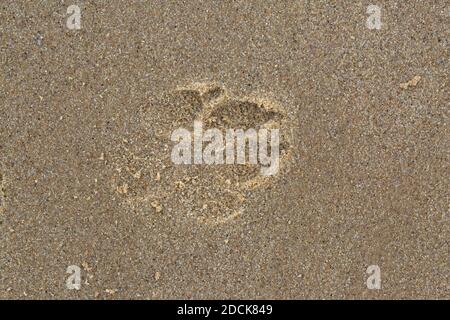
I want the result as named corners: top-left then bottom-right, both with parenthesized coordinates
top-left (105, 289), bottom-right (117, 295)
top-left (151, 200), bottom-right (162, 213)
top-left (34, 33), bottom-right (44, 46)
top-left (400, 75), bottom-right (421, 89)
top-left (117, 184), bottom-right (128, 194)
top-left (133, 171), bottom-right (142, 179)
top-left (175, 180), bottom-right (185, 189)
top-left (155, 272), bottom-right (161, 281)
top-left (81, 262), bottom-right (92, 272)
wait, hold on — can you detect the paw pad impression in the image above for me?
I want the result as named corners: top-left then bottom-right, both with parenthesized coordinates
top-left (115, 82), bottom-right (294, 226)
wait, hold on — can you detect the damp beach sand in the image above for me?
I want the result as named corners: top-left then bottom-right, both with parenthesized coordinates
top-left (0, 1), bottom-right (448, 299)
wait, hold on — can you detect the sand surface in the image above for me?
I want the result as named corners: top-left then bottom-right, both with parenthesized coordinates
top-left (0, 1), bottom-right (448, 299)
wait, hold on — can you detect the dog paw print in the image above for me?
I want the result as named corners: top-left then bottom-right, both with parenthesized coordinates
top-left (111, 82), bottom-right (293, 226)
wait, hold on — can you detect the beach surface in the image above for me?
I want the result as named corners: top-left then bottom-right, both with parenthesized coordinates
top-left (0, 1), bottom-right (448, 299)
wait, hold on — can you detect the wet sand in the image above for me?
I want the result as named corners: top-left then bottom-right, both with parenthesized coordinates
top-left (0, 1), bottom-right (448, 299)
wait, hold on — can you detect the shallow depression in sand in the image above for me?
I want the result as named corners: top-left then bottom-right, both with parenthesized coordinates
top-left (113, 82), bottom-right (294, 226)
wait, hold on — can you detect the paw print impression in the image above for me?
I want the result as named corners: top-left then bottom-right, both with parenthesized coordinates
top-left (116, 82), bottom-right (293, 226)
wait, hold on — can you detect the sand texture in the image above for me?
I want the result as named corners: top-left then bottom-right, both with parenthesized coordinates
top-left (0, 1), bottom-right (448, 299)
